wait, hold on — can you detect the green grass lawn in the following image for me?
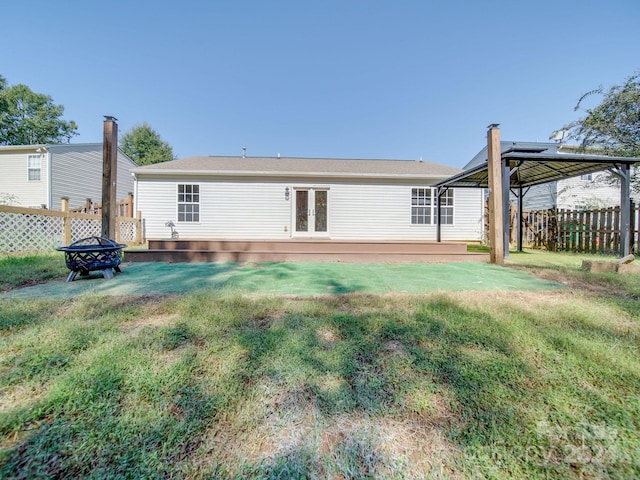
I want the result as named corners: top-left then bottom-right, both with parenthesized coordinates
top-left (0, 251), bottom-right (638, 479)
top-left (0, 252), bottom-right (68, 292)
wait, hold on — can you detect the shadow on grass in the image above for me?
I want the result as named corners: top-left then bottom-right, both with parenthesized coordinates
top-left (0, 327), bottom-right (219, 479)
top-left (1, 293), bottom-right (638, 478)
top-left (225, 262), bottom-right (366, 295)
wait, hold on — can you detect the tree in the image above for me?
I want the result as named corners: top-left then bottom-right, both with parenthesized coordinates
top-left (119, 123), bottom-right (175, 166)
top-left (0, 75), bottom-right (78, 145)
top-left (553, 72), bottom-right (640, 192)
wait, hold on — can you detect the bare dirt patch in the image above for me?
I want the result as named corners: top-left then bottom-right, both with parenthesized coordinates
top-left (508, 264), bottom-right (639, 300)
top-left (316, 326), bottom-right (340, 344)
top-left (120, 313), bottom-right (180, 332)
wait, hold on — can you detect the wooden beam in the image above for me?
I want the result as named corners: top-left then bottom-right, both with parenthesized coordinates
top-left (487, 124), bottom-right (504, 264)
top-left (102, 116), bottom-right (118, 239)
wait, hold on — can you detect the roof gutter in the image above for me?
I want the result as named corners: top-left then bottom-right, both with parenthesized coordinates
top-left (0, 144), bottom-right (47, 152)
top-left (131, 169), bottom-right (459, 181)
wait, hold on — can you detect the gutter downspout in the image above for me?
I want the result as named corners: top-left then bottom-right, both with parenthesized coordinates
top-left (133, 172), bottom-right (138, 218)
top-left (436, 187), bottom-right (442, 243)
top-left (46, 148), bottom-right (52, 208)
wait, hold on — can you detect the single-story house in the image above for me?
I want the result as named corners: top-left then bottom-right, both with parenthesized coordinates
top-left (132, 156), bottom-right (484, 242)
top-left (0, 143), bottom-right (137, 210)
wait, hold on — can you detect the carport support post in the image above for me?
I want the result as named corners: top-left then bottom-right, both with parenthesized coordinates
top-left (102, 116), bottom-right (118, 239)
top-left (502, 160), bottom-right (511, 259)
top-left (487, 124), bottom-right (504, 264)
top-left (517, 186), bottom-right (524, 252)
top-left (619, 163), bottom-right (631, 257)
top-left (436, 187), bottom-right (442, 243)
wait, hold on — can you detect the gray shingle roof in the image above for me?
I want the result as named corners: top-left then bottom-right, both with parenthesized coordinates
top-left (133, 156), bottom-right (461, 179)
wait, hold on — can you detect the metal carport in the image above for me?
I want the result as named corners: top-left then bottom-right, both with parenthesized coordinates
top-left (435, 125), bottom-right (639, 263)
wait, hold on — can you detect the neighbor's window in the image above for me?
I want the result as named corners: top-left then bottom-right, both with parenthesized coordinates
top-left (177, 184), bottom-right (200, 222)
top-left (411, 187), bottom-right (454, 225)
top-left (411, 188), bottom-right (432, 224)
top-left (28, 154), bottom-right (41, 181)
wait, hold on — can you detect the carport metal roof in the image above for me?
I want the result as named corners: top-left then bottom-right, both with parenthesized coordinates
top-left (435, 141), bottom-right (639, 189)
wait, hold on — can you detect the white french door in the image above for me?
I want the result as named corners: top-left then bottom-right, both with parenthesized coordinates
top-left (293, 188), bottom-right (328, 237)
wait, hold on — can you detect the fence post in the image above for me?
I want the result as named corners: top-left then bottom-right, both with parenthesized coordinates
top-left (127, 192), bottom-right (134, 218)
top-left (136, 210), bottom-right (143, 244)
top-left (61, 197), bottom-right (71, 245)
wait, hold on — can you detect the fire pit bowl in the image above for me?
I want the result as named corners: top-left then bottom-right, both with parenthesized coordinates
top-left (57, 236), bottom-right (126, 282)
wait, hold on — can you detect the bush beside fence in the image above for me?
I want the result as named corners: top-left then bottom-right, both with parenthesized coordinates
top-left (0, 201), bottom-right (143, 253)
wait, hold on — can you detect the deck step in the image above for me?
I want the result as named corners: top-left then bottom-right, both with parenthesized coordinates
top-left (146, 239), bottom-right (471, 255)
top-left (126, 239), bottom-right (488, 264)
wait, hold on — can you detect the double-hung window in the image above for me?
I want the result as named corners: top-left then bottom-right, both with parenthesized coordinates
top-left (177, 184), bottom-right (200, 222)
top-left (411, 188), bottom-right (432, 224)
top-left (439, 189), bottom-right (454, 225)
top-left (411, 187), bottom-right (454, 225)
top-left (28, 155), bottom-right (41, 181)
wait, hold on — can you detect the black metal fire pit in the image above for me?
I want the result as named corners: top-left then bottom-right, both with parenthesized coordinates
top-left (57, 236), bottom-right (126, 282)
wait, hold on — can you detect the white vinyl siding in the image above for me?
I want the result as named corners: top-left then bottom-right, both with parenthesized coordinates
top-left (329, 183), bottom-right (479, 241)
top-left (136, 176), bottom-right (483, 242)
top-left (522, 169), bottom-right (640, 211)
top-left (27, 155), bottom-right (42, 181)
top-left (556, 173), bottom-right (640, 209)
top-left (177, 184), bottom-right (200, 222)
top-left (0, 152), bottom-right (48, 207)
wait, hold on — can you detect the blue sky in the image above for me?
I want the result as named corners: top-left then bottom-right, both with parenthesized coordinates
top-left (2, 0), bottom-right (638, 168)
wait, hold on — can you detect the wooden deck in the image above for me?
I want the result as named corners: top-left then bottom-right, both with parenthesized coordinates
top-left (125, 239), bottom-right (489, 263)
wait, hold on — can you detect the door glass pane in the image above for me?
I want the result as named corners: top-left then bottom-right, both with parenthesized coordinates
top-left (315, 190), bottom-right (327, 232)
top-left (296, 190), bottom-right (308, 232)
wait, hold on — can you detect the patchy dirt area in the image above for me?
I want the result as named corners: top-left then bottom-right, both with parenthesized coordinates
top-left (506, 264), bottom-right (640, 301)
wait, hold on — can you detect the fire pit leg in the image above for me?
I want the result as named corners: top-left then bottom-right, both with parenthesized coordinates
top-left (66, 271), bottom-right (78, 283)
top-left (102, 268), bottom-right (115, 280)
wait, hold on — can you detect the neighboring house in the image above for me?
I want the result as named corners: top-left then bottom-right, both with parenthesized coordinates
top-left (0, 143), bottom-right (137, 210)
top-left (463, 141), bottom-right (640, 211)
top-left (527, 170), bottom-right (640, 210)
top-left (133, 156), bottom-right (484, 242)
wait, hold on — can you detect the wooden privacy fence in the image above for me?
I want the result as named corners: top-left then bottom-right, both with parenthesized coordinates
top-left (0, 197), bottom-right (143, 253)
top-left (522, 202), bottom-right (640, 254)
top-left (69, 193), bottom-right (134, 217)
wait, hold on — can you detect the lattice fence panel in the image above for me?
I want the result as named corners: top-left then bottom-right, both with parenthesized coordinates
top-left (70, 218), bottom-right (101, 242)
top-left (118, 219), bottom-right (137, 243)
top-left (0, 212), bottom-right (64, 252)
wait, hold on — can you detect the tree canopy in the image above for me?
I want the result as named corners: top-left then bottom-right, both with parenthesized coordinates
top-left (562, 72), bottom-right (640, 156)
top-left (0, 75), bottom-right (78, 145)
top-left (553, 72), bottom-right (640, 192)
top-left (119, 123), bottom-right (175, 166)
